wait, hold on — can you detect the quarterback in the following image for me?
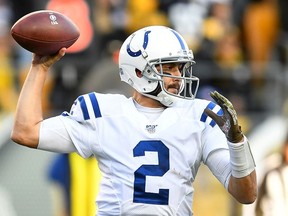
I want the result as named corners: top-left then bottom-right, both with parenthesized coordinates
top-left (11, 26), bottom-right (257, 215)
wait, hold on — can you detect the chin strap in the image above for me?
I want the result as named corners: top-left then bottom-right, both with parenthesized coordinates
top-left (156, 91), bottom-right (175, 107)
top-left (145, 82), bottom-right (175, 107)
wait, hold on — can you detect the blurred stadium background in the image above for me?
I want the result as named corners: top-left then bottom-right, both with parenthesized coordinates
top-left (1, 0), bottom-right (288, 215)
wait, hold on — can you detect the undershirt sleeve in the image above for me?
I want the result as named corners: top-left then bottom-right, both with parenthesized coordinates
top-left (201, 115), bottom-right (232, 189)
top-left (205, 148), bottom-right (232, 189)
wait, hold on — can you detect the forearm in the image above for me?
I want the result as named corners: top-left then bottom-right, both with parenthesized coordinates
top-left (11, 49), bottom-right (66, 148)
top-left (228, 170), bottom-right (257, 204)
top-left (11, 65), bottom-right (49, 148)
top-left (205, 91), bottom-right (258, 203)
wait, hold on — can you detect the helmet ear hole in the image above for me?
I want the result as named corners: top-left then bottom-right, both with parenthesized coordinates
top-left (135, 69), bottom-right (143, 78)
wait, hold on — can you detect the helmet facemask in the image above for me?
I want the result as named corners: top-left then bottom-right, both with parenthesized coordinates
top-left (140, 54), bottom-right (199, 106)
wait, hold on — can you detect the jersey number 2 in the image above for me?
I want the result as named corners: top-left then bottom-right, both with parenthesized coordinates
top-left (133, 140), bottom-right (170, 205)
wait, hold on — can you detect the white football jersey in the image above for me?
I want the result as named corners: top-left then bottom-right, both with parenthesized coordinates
top-left (59, 92), bottom-right (231, 216)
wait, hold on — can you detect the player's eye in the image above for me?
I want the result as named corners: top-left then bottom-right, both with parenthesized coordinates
top-left (163, 72), bottom-right (172, 76)
top-left (178, 63), bottom-right (185, 71)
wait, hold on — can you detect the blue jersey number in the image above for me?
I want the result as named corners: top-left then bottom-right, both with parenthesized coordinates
top-left (133, 140), bottom-right (170, 205)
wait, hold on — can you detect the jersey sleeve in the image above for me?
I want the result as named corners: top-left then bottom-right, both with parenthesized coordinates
top-left (59, 92), bottom-right (102, 158)
top-left (199, 100), bottom-right (232, 188)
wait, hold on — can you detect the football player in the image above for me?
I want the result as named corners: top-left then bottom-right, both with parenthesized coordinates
top-left (11, 26), bottom-right (257, 216)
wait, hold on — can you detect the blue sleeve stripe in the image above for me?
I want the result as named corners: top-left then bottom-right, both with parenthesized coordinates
top-left (209, 108), bottom-right (224, 127)
top-left (207, 101), bottom-right (217, 110)
top-left (78, 96), bottom-right (90, 120)
top-left (217, 108), bottom-right (224, 115)
top-left (200, 102), bottom-right (217, 127)
top-left (89, 93), bottom-right (102, 118)
top-left (209, 119), bottom-right (216, 127)
top-left (200, 102), bottom-right (216, 122)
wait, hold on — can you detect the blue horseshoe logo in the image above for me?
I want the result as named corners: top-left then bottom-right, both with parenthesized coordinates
top-left (127, 30), bottom-right (151, 57)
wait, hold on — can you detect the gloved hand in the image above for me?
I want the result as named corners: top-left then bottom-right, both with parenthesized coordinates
top-left (204, 91), bottom-right (243, 143)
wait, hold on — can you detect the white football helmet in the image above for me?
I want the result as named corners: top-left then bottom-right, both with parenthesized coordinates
top-left (118, 25), bottom-right (199, 106)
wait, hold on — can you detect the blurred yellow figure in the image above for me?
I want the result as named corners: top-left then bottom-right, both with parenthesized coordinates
top-left (0, 20), bottom-right (17, 115)
top-left (0, 56), bottom-right (17, 114)
top-left (48, 153), bottom-right (101, 216)
top-left (125, 0), bottom-right (169, 34)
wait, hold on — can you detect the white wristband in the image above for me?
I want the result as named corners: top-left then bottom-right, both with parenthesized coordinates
top-left (228, 136), bottom-right (256, 178)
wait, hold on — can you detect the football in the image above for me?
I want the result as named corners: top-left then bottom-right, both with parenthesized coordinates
top-left (11, 10), bottom-right (80, 55)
